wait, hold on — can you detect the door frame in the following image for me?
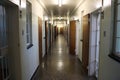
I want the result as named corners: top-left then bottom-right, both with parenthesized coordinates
top-left (0, 1), bottom-right (21, 79)
top-left (78, 11), bottom-right (84, 61)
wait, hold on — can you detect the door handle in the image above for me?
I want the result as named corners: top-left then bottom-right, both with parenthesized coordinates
top-left (80, 40), bottom-right (83, 42)
top-left (44, 37), bottom-right (46, 39)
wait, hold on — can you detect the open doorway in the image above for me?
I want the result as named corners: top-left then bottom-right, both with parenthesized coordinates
top-left (88, 8), bottom-right (101, 78)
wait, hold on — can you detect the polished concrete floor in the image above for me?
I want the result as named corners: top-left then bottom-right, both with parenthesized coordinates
top-left (37, 34), bottom-right (96, 80)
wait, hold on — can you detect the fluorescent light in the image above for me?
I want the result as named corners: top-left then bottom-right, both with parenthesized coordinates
top-left (58, 0), bottom-right (62, 7)
top-left (44, 16), bottom-right (48, 20)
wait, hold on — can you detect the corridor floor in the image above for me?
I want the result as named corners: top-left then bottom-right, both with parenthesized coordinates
top-left (38, 35), bottom-right (96, 80)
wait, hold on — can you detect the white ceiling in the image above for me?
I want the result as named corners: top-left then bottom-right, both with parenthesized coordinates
top-left (40, 0), bottom-right (82, 18)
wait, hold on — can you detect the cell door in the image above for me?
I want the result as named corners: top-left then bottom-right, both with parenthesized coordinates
top-left (82, 14), bottom-right (90, 73)
top-left (38, 17), bottom-right (42, 63)
top-left (69, 21), bottom-right (76, 55)
top-left (48, 23), bottom-right (51, 49)
top-left (45, 21), bottom-right (48, 54)
top-left (0, 5), bottom-right (10, 80)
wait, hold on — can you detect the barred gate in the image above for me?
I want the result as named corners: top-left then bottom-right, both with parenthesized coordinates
top-left (0, 5), bottom-right (10, 80)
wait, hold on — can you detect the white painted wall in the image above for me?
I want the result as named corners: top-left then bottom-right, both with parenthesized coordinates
top-left (76, 0), bottom-right (102, 16)
top-left (77, 12), bottom-right (83, 61)
top-left (76, 0), bottom-right (120, 80)
top-left (9, 0), bottom-right (19, 5)
top-left (8, 0), bottom-right (44, 80)
top-left (98, 0), bottom-right (120, 80)
top-left (20, 0), bottom-right (44, 80)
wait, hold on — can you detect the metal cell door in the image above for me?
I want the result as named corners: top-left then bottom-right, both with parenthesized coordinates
top-left (0, 5), bottom-right (10, 80)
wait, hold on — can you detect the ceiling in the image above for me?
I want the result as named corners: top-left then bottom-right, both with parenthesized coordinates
top-left (40, 0), bottom-right (82, 18)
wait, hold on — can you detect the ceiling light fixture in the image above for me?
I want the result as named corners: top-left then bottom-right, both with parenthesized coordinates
top-left (58, 0), bottom-right (62, 7)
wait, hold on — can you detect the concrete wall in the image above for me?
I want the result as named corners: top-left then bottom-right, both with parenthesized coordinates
top-left (98, 0), bottom-right (120, 80)
top-left (8, 0), bottom-right (44, 80)
top-left (76, 0), bottom-right (120, 80)
top-left (20, 0), bottom-right (44, 80)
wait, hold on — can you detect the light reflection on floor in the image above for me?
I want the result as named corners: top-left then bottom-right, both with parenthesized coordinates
top-left (39, 34), bottom-right (96, 80)
top-left (57, 61), bottom-right (63, 71)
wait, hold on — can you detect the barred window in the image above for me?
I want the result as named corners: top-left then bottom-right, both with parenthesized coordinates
top-left (109, 0), bottom-right (120, 62)
top-left (26, 1), bottom-right (33, 49)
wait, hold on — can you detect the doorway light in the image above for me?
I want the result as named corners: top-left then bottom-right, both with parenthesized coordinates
top-left (58, 0), bottom-right (62, 7)
top-left (58, 17), bottom-right (62, 20)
